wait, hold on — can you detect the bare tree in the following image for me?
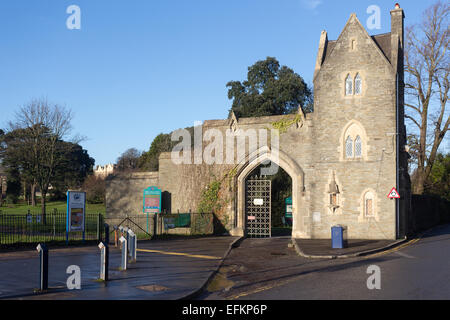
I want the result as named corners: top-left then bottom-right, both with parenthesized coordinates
top-left (405, 1), bottom-right (449, 194)
top-left (9, 98), bottom-right (75, 221)
top-left (116, 148), bottom-right (142, 172)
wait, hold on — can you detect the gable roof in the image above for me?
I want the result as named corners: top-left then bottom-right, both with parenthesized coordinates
top-left (324, 40), bottom-right (336, 61)
top-left (371, 33), bottom-right (392, 63)
top-left (316, 13), bottom-right (394, 79)
top-left (323, 33), bottom-right (392, 64)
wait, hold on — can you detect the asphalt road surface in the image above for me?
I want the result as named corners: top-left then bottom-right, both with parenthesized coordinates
top-left (200, 224), bottom-right (450, 300)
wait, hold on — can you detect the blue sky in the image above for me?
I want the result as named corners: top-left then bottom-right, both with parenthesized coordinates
top-left (0, 0), bottom-right (437, 165)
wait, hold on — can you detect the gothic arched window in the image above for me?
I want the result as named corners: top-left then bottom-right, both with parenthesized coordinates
top-left (355, 73), bottom-right (362, 95)
top-left (345, 74), bottom-right (353, 95)
top-left (355, 135), bottom-right (362, 158)
top-left (341, 121), bottom-right (367, 161)
top-left (345, 136), bottom-right (353, 158)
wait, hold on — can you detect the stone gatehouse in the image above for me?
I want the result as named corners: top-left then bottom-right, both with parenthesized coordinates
top-left (106, 5), bottom-right (411, 240)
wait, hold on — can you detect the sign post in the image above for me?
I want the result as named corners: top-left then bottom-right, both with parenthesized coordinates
top-left (66, 191), bottom-right (86, 244)
top-left (143, 186), bottom-right (162, 214)
top-left (143, 186), bottom-right (161, 235)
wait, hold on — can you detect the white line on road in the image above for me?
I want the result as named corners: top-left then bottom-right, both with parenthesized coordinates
top-left (394, 251), bottom-right (415, 259)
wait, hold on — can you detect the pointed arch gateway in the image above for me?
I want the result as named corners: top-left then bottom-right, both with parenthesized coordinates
top-left (231, 146), bottom-right (306, 238)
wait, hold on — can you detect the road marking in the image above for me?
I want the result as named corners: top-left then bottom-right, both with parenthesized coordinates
top-left (364, 237), bottom-right (421, 259)
top-left (227, 237), bottom-right (425, 300)
top-left (136, 248), bottom-right (221, 260)
top-left (394, 251), bottom-right (415, 259)
top-left (226, 279), bottom-right (295, 300)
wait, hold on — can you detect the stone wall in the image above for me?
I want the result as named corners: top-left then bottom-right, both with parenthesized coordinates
top-left (104, 7), bottom-right (410, 240)
top-left (408, 195), bottom-right (450, 235)
top-left (106, 172), bottom-right (159, 217)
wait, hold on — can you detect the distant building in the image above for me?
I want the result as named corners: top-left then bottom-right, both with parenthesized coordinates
top-left (94, 164), bottom-right (116, 178)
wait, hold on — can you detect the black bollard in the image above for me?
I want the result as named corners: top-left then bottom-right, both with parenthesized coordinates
top-left (125, 227), bottom-right (130, 254)
top-left (133, 232), bottom-right (137, 261)
top-left (104, 224), bottom-right (110, 245)
top-left (36, 243), bottom-right (48, 291)
top-left (114, 226), bottom-right (118, 247)
top-left (127, 230), bottom-right (136, 262)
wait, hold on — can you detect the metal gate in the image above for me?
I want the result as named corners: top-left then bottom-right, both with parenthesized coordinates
top-left (245, 176), bottom-right (271, 238)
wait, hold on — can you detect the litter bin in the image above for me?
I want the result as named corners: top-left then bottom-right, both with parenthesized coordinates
top-left (331, 225), bottom-right (344, 249)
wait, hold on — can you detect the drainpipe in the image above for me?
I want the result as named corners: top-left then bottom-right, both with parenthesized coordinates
top-left (396, 73), bottom-right (400, 239)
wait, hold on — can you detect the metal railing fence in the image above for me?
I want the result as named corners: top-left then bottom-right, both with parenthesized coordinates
top-left (0, 211), bottom-right (105, 247)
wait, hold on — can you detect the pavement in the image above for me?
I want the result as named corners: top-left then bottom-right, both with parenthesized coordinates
top-left (0, 233), bottom-right (408, 300)
top-left (0, 236), bottom-right (241, 300)
top-left (292, 237), bottom-right (406, 259)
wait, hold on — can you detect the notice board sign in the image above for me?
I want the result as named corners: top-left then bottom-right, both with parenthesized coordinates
top-left (66, 191), bottom-right (86, 232)
top-left (143, 186), bottom-right (161, 214)
top-left (285, 197), bottom-right (292, 218)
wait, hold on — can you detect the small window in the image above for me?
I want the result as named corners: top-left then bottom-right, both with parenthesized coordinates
top-left (365, 193), bottom-right (374, 217)
top-left (345, 136), bottom-right (353, 158)
top-left (355, 136), bottom-right (362, 158)
top-left (345, 75), bottom-right (353, 95)
top-left (330, 194), bottom-right (337, 206)
top-left (360, 190), bottom-right (377, 221)
top-left (355, 74), bottom-right (362, 95)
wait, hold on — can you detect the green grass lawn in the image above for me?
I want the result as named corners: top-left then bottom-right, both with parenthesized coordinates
top-left (0, 201), bottom-right (106, 215)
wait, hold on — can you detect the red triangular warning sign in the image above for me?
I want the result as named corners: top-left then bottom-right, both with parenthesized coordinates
top-left (387, 187), bottom-right (400, 199)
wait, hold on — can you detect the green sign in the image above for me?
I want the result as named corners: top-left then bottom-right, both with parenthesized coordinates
top-left (285, 197), bottom-right (292, 218)
top-left (143, 186), bottom-right (161, 213)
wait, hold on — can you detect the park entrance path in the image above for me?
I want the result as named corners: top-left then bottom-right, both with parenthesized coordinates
top-left (0, 236), bottom-right (238, 300)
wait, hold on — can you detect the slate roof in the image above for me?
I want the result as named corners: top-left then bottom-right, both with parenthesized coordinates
top-left (324, 33), bottom-right (392, 64)
top-left (371, 33), bottom-right (392, 63)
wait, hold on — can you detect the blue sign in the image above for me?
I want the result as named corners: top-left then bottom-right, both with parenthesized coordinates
top-left (66, 191), bottom-right (86, 232)
top-left (143, 186), bottom-right (161, 214)
top-left (66, 191), bottom-right (86, 244)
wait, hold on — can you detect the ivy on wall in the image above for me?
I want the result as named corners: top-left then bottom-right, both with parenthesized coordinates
top-left (270, 114), bottom-right (303, 135)
top-left (197, 179), bottom-right (222, 214)
top-left (196, 167), bottom-right (240, 234)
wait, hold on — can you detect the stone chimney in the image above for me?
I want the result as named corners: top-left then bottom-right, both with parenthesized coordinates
top-left (390, 3), bottom-right (405, 49)
top-left (314, 30), bottom-right (328, 80)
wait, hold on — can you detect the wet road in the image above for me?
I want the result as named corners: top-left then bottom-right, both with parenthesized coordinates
top-left (200, 224), bottom-right (450, 300)
top-left (0, 236), bottom-right (237, 300)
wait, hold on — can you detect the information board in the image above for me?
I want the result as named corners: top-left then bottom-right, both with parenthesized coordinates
top-left (285, 197), bottom-right (293, 218)
top-left (66, 191), bottom-right (86, 232)
top-left (143, 186), bottom-right (161, 214)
